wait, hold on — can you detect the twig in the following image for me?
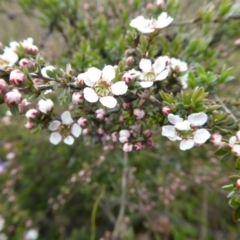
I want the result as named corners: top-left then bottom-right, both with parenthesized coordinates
top-left (111, 152), bottom-right (128, 240)
top-left (214, 94), bottom-right (238, 122)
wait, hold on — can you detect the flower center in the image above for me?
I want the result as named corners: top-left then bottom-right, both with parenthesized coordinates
top-left (94, 79), bottom-right (111, 97)
top-left (177, 129), bottom-right (194, 139)
top-left (143, 70), bottom-right (156, 82)
top-left (59, 125), bottom-right (71, 137)
top-left (145, 19), bottom-right (157, 29)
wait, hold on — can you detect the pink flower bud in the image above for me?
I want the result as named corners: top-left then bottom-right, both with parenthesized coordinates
top-left (119, 115), bottom-right (125, 122)
top-left (72, 92), bottom-right (84, 105)
top-left (18, 99), bottom-right (32, 113)
top-left (134, 142), bottom-right (145, 151)
top-left (25, 121), bottom-right (36, 129)
top-left (122, 72), bottom-right (133, 84)
top-left (156, 0), bottom-right (165, 7)
top-left (134, 109), bottom-right (145, 120)
top-left (111, 132), bottom-right (118, 142)
top-left (96, 109), bottom-right (106, 120)
top-left (210, 133), bottom-right (222, 146)
top-left (19, 58), bottom-right (34, 69)
top-left (38, 99), bottom-right (54, 114)
top-left (9, 69), bottom-right (26, 86)
top-left (76, 73), bottom-right (86, 86)
top-left (123, 143), bottom-right (133, 152)
top-left (146, 3), bottom-right (153, 9)
top-left (234, 38), bottom-right (240, 46)
top-left (162, 106), bottom-right (171, 116)
top-left (119, 130), bottom-right (130, 143)
top-left (82, 128), bottom-right (89, 135)
top-left (143, 129), bottom-right (152, 138)
top-left (122, 102), bottom-right (131, 110)
top-left (147, 139), bottom-right (155, 147)
top-left (0, 79), bottom-right (9, 100)
top-left (98, 128), bottom-right (104, 135)
top-left (77, 117), bottom-right (87, 127)
top-left (33, 78), bottom-right (44, 85)
top-left (4, 89), bottom-right (22, 106)
top-left (126, 56), bottom-right (135, 66)
top-left (24, 45), bottom-right (39, 55)
top-left (236, 179), bottom-right (240, 192)
top-left (25, 109), bottom-right (38, 120)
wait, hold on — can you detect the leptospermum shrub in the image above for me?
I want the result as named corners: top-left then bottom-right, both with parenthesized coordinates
top-left (1, 0), bottom-right (240, 239)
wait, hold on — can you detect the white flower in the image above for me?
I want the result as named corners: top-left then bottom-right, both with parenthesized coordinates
top-left (25, 229), bottom-right (39, 240)
top-left (38, 99), bottom-right (54, 114)
top-left (170, 58), bottom-right (188, 74)
top-left (119, 130), bottom-right (131, 143)
top-left (0, 215), bottom-right (5, 231)
top-left (162, 112), bottom-right (210, 150)
top-left (229, 131), bottom-right (240, 156)
top-left (48, 111), bottom-right (82, 145)
top-left (139, 57), bottom-right (169, 88)
top-left (83, 65), bottom-right (128, 108)
top-left (130, 12), bottom-right (173, 33)
top-left (0, 47), bottom-right (19, 67)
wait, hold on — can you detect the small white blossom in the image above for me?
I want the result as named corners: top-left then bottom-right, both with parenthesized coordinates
top-left (139, 57), bottom-right (169, 88)
top-left (24, 229), bottom-right (38, 240)
top-left (130, 12), bottom-right (173, 33)
top-left (162, 112), bottom-right (210, 150)
top-left (229, 131), bottom-right (240, 157)
top-left (38, 99), bottom-right (54, 114)
top-left (48, 111), bottom-right (82, 145)
top-left (83, 65), bottom-right (128, 108)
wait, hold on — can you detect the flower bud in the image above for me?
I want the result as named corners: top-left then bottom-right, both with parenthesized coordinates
top-left (77, 117), bottom-right (87, 127)
top-left (119, 130), bottom-right (130, 143)
top-left (38, 99), bottom-right (54, 114)
top-left (24, 45), bottom-right (39, 55)
top-left (97, 128), bottom-right (104, 135)
top-left (162, 106), bottom-right (171, 116)
top-left (96, 109), bottom-right (106, 120)
top-left (76, 73), bottom-right (87, 86)
top-left (18, 99), bottom-right (32, 113)
top-left (33, 78), bottom-right (44, 85)
top-left (147, 139), bottom-right (155, 147)
top-left (82, 128), bottom-right (89, 135)
top-left (234, 39), bottom-right (240, 46)
top-left (156, 0), bottom-right (165, 7)
top-left (134, 109), bottom-right (145, 120)
top-left (210, 133), bottom-right (222, 146)
top-left (236, 179), bottom-right (240, 192)
top-left (9, 69), bottom-right (26, 86)
top-left (111, 132), bottom-right (118, 142)
top-left (122, 72), bottom-right (133, 84)
top-left (122, 102), bottom-right (131, 110)
top-left (25, 109), bottom-right (38, 120)
top-left (123, 143), bottom-right (133, 152)
top-left (143, 129), bottom-right (152, 138)
top-left (0, 79), bottom-right (9, 101)
top-left (4, 89), bottom-right (22, 106)
top-left (19, 58), bottom-right (34, 69)
top-left (119, 115), bottom-right (125, 122)
top-left (126, 56), bottom-right (135, 66)
top-left (72, 92), bottom-right (84, 105)
top-left (25, 121), bottom-right (36, 129)
top-left (134, 142), bottom-right (144, 151)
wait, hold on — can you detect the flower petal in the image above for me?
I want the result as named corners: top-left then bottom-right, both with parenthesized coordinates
top-left (71, 123), bottom-right (82, 137)
top-left (100, 96), bottom-right (117, 108)
top-left (112, 81), bottom-right (128, 95)
top-left (86, 67), bottom-right (101, 85)
top-left (180, 139), bottom-right (194, 150)
top-left (162, 125), bottom-right (176, 139)
top-left (63, 135), bottom-right (74, 145)
top-left (102, 65), bottom-right (115, 81)
top-left (175, 120), bottom-right (191, 131)
top-left (50, 132), bottom-right (62, 145)
top-left (156, 69), bottom-right (169, 81)
top-left (168, 114), bottom-right (183, 125)
top-left (152, 57), bottom-right (166, 73)
top-left (157, 12), bottom-right (174, 29)
top-left (229, 136), bottom-right (237, 147)
top-left (83, 87), bottom-right (99, 103)
top-left (139, 81), bottom-right (153, 88)
top-left (139, 58), bottom-right (152, 72)
top-left (232, 144), bottom-right (240, 157)
top-left (188, 112), bottom-right (208, 126)
top-left (193, 129), bottom-right (211, 144)
top-left (61, 111), bottom-right (73, 125)
top-left (41, 66), bottom-right (55, 79)
top-left (48, 120), bottom-right (61, 131)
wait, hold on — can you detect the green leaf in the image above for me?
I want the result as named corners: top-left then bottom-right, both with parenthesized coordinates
top-left (221, 152), bottom-right (232, 162)
top-left (229, 175), bottom-right (240, 183)
top-left (9, 105), bottom-right (19, 116)
top-left (229, 198), bottom-right (240, 209)
top-left (235, 158), bottom-right (240, 170)
top-left (233, 206), bottom-right (240, 221)
top-left (222, 184), bottom-right (234, 191)
top-left (214, 148), bottom-right (229, 156)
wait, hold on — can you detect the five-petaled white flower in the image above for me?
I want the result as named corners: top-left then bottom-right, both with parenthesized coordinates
top-left (162, 112), bottom-right (210, 150)
top-left (48, 111), bottom-right (82, 145)
top-left (130, 12), bottom-right (173, 33)
top-left (139, 57), bottom-right (169, 88)
top-left (83, 65), bottom-right (128, 108)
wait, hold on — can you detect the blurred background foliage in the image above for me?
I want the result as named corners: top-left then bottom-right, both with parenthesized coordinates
top-left (1, 0), bottom-right (240, 239)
